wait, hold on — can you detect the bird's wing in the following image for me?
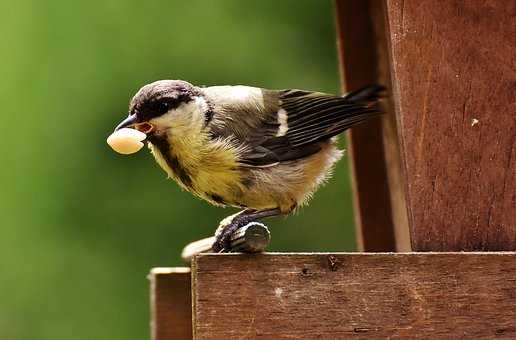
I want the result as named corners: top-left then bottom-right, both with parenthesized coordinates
top-left (204, 85), bottom-right (383, 167)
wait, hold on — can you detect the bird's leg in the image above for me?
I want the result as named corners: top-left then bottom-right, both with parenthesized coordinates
top-left (212, 208), bottom-right (281, 252)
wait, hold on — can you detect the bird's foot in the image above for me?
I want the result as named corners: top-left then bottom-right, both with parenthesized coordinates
top-left (212, 208), bottom-right (281, 253)
top-left (212, 213), bottom-right (250, 253)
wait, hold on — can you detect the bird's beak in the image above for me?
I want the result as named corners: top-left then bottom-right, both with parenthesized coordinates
top-left (115, 114), bottom-right (138, 131)
top-left (115, 114), bottom-right (155, 134)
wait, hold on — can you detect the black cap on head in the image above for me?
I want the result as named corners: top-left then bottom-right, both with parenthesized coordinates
top-left (129, 80), bottom-right (200, 121)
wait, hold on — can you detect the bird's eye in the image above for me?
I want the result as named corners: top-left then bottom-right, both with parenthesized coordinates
top-left (156, 101), bottom-right (169, 114)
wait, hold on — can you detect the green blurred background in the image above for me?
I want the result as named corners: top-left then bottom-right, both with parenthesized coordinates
top-left (0, 0), bottom-right (356, 339)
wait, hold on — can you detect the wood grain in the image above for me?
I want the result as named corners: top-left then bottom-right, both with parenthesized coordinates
top-left (334, 0), bottom-right (410, 251)
top-left (149, 268), bottom-right (192, 340)
top-left (385, 0), bottom-right (516, 250)
top-left (192, 253), bottom-right (516, 339)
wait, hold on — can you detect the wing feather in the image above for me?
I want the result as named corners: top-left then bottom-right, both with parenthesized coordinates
top-left (205, 85), bottom-right (384, 167)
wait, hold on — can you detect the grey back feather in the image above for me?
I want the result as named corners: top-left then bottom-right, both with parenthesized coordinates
top-left (203, 85), bottom-right (383, 167)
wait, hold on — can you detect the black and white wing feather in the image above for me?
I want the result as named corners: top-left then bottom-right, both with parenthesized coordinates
top-left (274, 87), bottom-right (382, 147)
top-left (205, 85), bottom-right (384, 167)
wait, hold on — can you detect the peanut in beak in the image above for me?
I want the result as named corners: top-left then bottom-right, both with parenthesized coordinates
top-left (107, 128), bottom-right (147, 155)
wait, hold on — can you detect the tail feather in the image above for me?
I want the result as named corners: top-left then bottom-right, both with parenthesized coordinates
top-left (343, 84), bottom-right (386, 102)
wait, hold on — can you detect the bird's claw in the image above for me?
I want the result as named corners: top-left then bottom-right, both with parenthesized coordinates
top-left (212, 217), bottom-right (249, 253)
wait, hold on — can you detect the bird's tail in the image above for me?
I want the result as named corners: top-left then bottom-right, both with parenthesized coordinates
top-left (343, 84), bottom-right (386, 103)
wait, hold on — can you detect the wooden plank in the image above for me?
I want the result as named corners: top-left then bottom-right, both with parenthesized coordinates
top-left (334, 0), bottom-right (410, 251)
top-left (385, 1), bottom-right (516, 250)
top-left (192, 253), bottom-right (516, 339)
top-left (149, 268), bottom-right (192, 340)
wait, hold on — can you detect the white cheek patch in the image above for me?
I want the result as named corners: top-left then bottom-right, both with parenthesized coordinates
top-left (276, 108), bottom-right (289, 137)
top-left (150, 110), bottom-right (176, 128)
top-left (150, 96), bottom-right (209, 134)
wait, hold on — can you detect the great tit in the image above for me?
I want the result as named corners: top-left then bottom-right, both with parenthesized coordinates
top-left (114, 80), bottom-right (384, 252)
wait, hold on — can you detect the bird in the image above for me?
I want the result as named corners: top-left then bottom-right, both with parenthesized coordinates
top-left (113, 80), bottom-right (384, 252)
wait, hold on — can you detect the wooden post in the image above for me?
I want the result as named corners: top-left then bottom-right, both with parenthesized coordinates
top-left (149, 268), bottom-right (192, 340)
top-left (335, 0), bottom-right (411, 252)
top-left (385, 0), bottom-right (516, 250)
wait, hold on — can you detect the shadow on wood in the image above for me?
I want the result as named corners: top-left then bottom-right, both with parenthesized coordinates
top-left (335, 0), bottom-right (411, 252)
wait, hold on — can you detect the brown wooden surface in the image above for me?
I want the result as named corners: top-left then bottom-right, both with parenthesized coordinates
top-left (149, 268), bottom-right (192, 340)
top-left (192, 253), bottom-right (516, 339)
top-left (335, 0), bottom-right (410, 251)
top-left (385, 1), bottom-right (516, 250)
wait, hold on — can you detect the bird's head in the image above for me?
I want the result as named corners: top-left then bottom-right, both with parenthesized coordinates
top-left (115, 80), bottom-right (209, 135)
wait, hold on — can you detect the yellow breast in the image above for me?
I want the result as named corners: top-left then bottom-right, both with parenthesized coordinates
top-left (148, 130), bottom-right (246, 206)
